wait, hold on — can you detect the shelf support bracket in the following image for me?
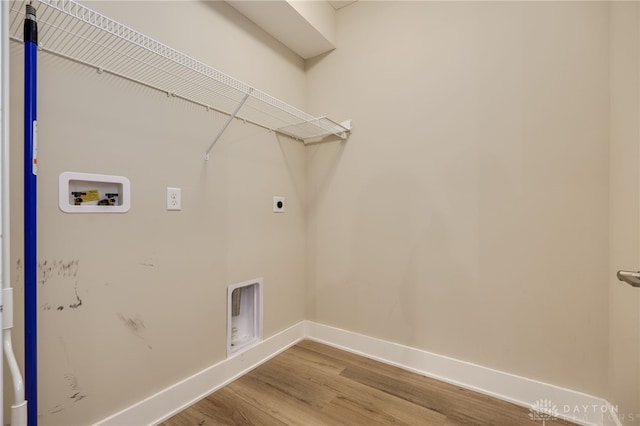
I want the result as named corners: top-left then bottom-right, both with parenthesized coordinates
top-left (204, 90), bottom-right (252, 160)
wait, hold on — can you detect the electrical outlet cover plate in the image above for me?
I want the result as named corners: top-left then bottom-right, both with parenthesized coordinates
top-left (167, 187), bottom-right (181, 211)
top-left (273, 196), bottom-right (285, 213)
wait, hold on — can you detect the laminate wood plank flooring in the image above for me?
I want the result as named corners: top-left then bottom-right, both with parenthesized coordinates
top-left (161, 340), bottom-right (576, 426)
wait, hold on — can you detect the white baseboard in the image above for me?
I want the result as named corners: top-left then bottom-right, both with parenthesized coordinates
top-left (94, 321), bottom-right (306, 426)
top-left (305, 322), bottom-right (616, 426)
top-left (94, 320), bottom-right (619, 426)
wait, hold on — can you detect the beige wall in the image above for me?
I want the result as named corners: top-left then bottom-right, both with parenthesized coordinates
top-left (609, 2), bottom-right (640, 424)
top-left (6, 1), bottom-right (640, 425)
top-left (306, 1), bottom-right (610, 397)
top-left (8, 1), bottom-right (307, 424)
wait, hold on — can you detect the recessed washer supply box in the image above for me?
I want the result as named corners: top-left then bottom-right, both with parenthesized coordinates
top-left (59, 172), bottom-right (131, 213)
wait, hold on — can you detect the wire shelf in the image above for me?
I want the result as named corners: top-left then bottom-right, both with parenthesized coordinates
top-left (8, 0), bottom-right (351, 149)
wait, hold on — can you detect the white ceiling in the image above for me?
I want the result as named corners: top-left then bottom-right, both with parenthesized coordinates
top-left (227, 1), bottom-right (335, 59)
top-left (227, 1), bottom-right (357, 60)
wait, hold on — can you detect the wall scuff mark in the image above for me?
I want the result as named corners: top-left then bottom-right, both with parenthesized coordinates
top-left (69, 286), bottom-right (82, 309)
top-left (39, 259), bottom-right (79, 286)
top-left (118, 314), bottom-right (152, 350)
top-left (64, 373), bottom-right (87, 402)
top-left (118, 314), bottom-right (145, 334)
top-left (14, 258), bottom-right (23, 288)
top-left (47, 405), bottom-right (64, 415)
top-left (44, 338), bottom-right (89, 420)
top-left (37, 259), bottom-right (83, 312)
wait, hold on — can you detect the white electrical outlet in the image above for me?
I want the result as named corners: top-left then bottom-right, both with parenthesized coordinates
top-left (167, 187), bottom-right (181, 211)
top-left (273, 196), bottom-right (285, 213)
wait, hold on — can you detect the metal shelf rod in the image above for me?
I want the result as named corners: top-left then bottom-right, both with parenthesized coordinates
top-left (205, 90), bottom-right (252, 161)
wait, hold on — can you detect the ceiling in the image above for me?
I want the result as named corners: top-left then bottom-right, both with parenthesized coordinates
top-left (226, 1), bottom-right (358, 60)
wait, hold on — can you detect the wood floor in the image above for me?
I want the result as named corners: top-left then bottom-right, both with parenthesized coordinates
top-left (161, 340), bottom-right (575, 426)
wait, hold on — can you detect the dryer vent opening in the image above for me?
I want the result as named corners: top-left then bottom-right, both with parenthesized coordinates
top-left (227, 278), bottom-right (263, 357)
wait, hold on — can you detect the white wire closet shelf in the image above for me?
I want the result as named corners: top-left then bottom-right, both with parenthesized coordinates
top-left (8, 0), bottom-right (351, 157)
